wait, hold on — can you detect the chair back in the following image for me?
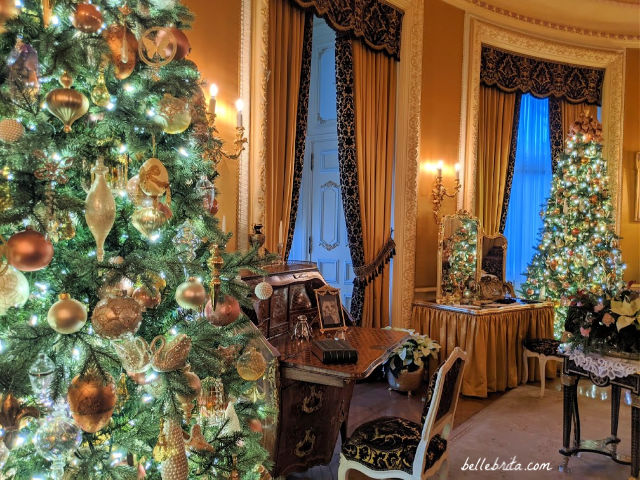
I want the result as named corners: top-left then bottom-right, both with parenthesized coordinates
top-left (413, 347), bottom-right (467, 476)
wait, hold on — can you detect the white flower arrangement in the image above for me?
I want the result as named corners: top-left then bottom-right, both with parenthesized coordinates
top-left (385, 328), bottom-right (440, 377)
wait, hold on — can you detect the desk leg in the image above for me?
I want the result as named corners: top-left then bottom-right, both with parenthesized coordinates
top-left (631, 394), bottom-right (640, 480)
top-left (609, 384), bottom-right (621, 454)
top-left (559, 373), bottom-right (578, 472)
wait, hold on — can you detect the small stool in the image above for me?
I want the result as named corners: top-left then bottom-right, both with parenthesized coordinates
top-left (523, 338), bottom-right (562, 397)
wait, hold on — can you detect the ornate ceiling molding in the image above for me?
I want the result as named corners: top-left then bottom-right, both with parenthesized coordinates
top-left (443, 0), bottom-right (640, 47)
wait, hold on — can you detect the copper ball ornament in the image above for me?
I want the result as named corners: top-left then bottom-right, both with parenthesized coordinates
top-left (45, 73), bottom-right (89, 133)
top-left (205, 295), bottom-right (241, 326)
top-left (67, 369), bottom-right (117, 433)
top-left (47, 293), bottom-right (87, 334)
top-left (103, 24), bottom-right (138, 80)
top-left (236, 347), bottom-right (267, 381)
top-left (0, 118), bottom-right (24, 143)
top-left (72, 3), bottom-right (103, 33)
top-left (132, 284), bottom-right (161, 309)
top-left (175, 277), bottom-right (207, 310)
top-left (248, 418), bottom-right (263, 433)
top-left (91, 296), bottom-right (143, 339)
top-left (156, 27), bottom-right (190, 60)
top-left (6, 227), bottom-right (54, 271)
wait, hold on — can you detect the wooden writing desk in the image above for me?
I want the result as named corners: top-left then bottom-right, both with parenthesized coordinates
top-left (269, 327), bottom-right (408, 475)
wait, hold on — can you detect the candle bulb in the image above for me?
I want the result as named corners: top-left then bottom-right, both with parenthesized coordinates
top-left (437, 160), bottom-right (443, 179)
top-left (221, 215), bottom-right (226, 233)
top-left (235, 98), bottom-right (244, 128)
top-left (455, 162), bottom-right (461, 181)
top-left (208, 83), bottom-right (218, 115)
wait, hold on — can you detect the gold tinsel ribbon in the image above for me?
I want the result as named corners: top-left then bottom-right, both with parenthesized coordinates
top-left (353, 235), bottom-right (396, 287)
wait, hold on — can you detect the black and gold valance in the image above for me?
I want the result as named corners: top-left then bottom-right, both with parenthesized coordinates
top-left (290, 0), bottom-right (403, 59)
top-left (480, 45), bottom-right (604, 105)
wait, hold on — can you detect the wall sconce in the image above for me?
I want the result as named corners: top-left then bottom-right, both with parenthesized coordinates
top-left (205, 83), bottom-right (248, 161)
top-left (431, 160), bottom-right (461, 224)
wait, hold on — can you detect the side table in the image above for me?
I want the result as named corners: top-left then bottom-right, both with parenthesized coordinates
top-left (559, 354), bottom-right (640, 480)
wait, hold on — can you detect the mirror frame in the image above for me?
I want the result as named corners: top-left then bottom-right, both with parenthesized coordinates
top-left (436, 212), bottom-right (483, 303)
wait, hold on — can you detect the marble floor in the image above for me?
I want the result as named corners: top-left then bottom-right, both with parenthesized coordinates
top-left (287, 376), bottom-right (634, 480)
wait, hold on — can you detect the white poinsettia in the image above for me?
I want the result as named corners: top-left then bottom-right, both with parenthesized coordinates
top-left (611, 297), bottom-right (640, 332)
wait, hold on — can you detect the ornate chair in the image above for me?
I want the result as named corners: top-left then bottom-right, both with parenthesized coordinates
top-left (338, 347), bottom-right (467, 480)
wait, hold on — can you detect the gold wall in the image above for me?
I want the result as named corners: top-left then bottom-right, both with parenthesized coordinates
top-left (184, 0), bottom-right (241, 250)
top-left (620, 48), bottom-right (640, 283)
top-left (415, 0), bottom-right (465, 290)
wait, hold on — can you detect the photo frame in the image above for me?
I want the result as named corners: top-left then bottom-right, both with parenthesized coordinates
top-left (314, 285), bottom-right (347, 333)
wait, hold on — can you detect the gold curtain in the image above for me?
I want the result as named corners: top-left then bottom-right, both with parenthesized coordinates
top-left (265, 0), bottom-right (306, 255)
top-left (352, 41), bottom-right (397, 328)
top-left (475, 86), bottom-right (518, 236)
top-left (561, 101), bottom-right (592, 136)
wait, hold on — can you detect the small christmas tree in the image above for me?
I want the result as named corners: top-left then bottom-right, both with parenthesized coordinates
top-left (522, 111), bottom-right (626, 336)
top-left (0, 1), bottom-right (272, 479)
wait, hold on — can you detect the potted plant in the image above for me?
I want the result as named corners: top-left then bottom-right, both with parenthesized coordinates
top-left (385, 329), bottom-right (440, 393)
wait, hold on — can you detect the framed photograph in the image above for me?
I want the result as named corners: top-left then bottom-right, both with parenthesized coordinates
top-left (314, 285), bottom-right (347, 333)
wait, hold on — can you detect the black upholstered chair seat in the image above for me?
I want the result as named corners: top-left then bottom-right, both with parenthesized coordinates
top-left (524, 338), bottom-right (561, 356)
top-left (342, 416), bottom-right (447, 473)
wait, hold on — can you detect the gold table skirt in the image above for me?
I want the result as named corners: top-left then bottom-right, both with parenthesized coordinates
top-left (411, 302), bottom-right (556, 397)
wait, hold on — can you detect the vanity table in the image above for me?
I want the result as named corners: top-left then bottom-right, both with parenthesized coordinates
top-left (411, 300), bottom-right (555, 397)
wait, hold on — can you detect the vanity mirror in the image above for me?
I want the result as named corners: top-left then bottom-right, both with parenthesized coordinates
top-left (436, 212), bottom-right (482, 303)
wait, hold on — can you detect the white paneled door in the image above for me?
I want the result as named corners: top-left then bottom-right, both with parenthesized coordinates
top-left (288, 16), bottom-right (353, 310)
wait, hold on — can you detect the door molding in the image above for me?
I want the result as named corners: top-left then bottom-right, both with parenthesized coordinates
top-left (242, 0), bottom-right (424, 328)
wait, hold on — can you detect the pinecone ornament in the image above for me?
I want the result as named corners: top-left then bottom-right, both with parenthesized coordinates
top-left (161, 419), bottom-right (188, 480)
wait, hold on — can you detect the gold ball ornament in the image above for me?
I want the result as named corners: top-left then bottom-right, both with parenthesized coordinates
top-left (6, 227), bottom-right (54, 271)
top-left (72, 3), bottom-right (103, 33)
top-left (91, 295), bottom-right (143, 339)
top-left (0, 266), bottom-right (29, 315)
top-left (0, 119), bottom-right (24, 143)
top-left (125, 175), bottom-right (150, 205)
top-left (138, 157), bottom-right (169, 197)
top-left (67, 369), bottom-right (117, 433)
top-left (236, 347), bottom-right (267, 381)
top-left (175, 277), bottom-right (206, 310)
top-left (47, 293), bottom-right (87, 334)
top-left (157, 94), bottom-right (191, 134)
top-left (90, 73), bottom-right (111, 107)
top-left (103, 25), bottom-right (138, 80)
top-left (45, 73), bottom-right (89, 133)
top-left (131, 203), bottom-right (170, 239)
top-left (132, 284), bottom-right (161, 309)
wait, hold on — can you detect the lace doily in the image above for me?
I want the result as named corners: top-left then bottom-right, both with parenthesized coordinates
top-left (564, 346), bottom-right (639, 381)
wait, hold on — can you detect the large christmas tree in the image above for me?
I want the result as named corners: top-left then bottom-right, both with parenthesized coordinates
top-left (0, 1), bottom-right (272, 478)
top-left (522, 110), bottom-right (626, 335)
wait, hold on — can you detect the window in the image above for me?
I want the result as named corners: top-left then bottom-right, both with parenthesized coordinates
top-left (504, 94), bottom-right (553, 291)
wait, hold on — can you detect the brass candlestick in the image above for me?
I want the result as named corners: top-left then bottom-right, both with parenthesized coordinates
top-left (204, 112), bottom-right (247, 162)
top-left (207, 244), bottom-right (224, 309)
